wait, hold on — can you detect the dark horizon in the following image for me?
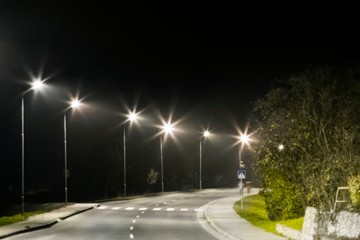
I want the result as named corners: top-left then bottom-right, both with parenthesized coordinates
top-left (1, 2), bottom-right (360, 207)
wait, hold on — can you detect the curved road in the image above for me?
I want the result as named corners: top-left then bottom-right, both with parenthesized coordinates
top-left (8, 189), bottom-right (236, 240)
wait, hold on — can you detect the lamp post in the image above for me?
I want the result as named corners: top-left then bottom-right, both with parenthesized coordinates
top-left (160, 135), bottom-right (164, 192)
top-left (160, 122), bottom-right (174, 192)
top-left (64, 99), bottom-right (81, 205)
top-left (123, 112), bottom-right (138, 197)
top-left (199, 130), bottom-right (210, 190)
top-left (238, 133), bottom-right (250, 168)
top-left (21, 79), bottom-right (44, 215)
top-left (238, 132), bottom-right (250, 210)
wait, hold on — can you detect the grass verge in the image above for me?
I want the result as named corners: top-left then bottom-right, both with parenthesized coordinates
top-left (233, 194), bottom-right (303, 234)
top-left (0, 211), bottom-right (44, 226)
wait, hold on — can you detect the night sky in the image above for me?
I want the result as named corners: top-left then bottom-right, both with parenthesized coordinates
top-left (1, 2), bottom-right (360, 202)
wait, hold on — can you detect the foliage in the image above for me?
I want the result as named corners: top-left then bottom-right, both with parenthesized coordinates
top-left (348, 175), bottom-right (360, 209)
top-left (0, 211), bottom-right (43, 226)
top-left (147, 168), bottom-right (159, 185)
top-left (260, 179), bottom-right (304, 220)
top-left (233, 194), bottom-right (303, 234)
top-left (252, 66), bottom-right (360, 218)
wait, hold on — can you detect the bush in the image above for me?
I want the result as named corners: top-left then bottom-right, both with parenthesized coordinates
top-left (348, 175), bottom-right (360, 209)
top-left (260, 177), bottom-right (304, 221)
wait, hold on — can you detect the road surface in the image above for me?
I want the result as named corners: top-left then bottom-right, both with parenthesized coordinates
top-left (7, 189), bottom-right (236, 240)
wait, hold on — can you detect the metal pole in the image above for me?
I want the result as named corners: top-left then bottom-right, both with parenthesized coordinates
top-left (199, 139), bottom-right (202, 190)
top-left (239, 144), bottom-right (242, 209)
top-left (21, 97), bottom-right (25, 215)
top-left (64, 112), bottom-right (68, 205)
top-left (239, 145), bottom-right (242, 168)
top-left (239, 144), bottom-right (244, 210)
top-left (160, 136), bottom-right (164, 192)
top-left (240, 178), bottom-right (243, 210)
top-left (123, 125), bottom-right (127, 197)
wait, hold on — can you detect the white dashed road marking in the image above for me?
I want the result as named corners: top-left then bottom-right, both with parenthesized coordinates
top-left (96, 205), bottom-right (202, 212)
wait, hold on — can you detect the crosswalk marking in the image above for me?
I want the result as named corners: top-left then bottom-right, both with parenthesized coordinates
top-left (96, 205), bottom-right (202, 212)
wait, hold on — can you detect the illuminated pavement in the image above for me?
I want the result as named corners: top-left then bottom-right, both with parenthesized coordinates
top-left (1, 189), bottom-right (286, 240)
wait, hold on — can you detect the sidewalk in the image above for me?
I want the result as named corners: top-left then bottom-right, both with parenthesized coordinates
top-left (199, 188), bottom-right (287, 240)
top-left (0, 203), bottom-right (99, 239)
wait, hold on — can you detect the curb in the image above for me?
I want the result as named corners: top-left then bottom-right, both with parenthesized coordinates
top-left (0, 204), bottom-right (99, 239)
top-left (0, 220), bottom-right (58, 240)
top-left (202, 199), bottom-right (240, 240)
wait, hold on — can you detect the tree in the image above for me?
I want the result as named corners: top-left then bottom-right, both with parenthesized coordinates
top-left (147, 168), bottom-right (159, 192)
top-left (252, 66), bottom-right (360, 219)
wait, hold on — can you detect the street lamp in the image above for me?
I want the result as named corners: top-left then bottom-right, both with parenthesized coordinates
top-left (238, 132), bottom-right (250, 168)
top-left (64, 99), bottom-right (81, 205)
top-left (237, 131), bottom-right (252, 210)
top-left (159, 122), bottom-right (175, 192)
top-left (199, 130), bottom-right (210, 190)
top-left (123, 111), bottom-right (139, 197)
top-left (21, 79), bottom-right (44, 215)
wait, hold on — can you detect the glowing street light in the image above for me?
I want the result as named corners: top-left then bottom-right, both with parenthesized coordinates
top-left (31, 79), bottom-right (44, 90)
top-left (238, 132), bottom-right (251, 168)
top-left (199, 130), bottom-right (211, 190)
top-left (159, 121), bottom-right (176, 192)
top-left (239, 134), bottom-right (249, 145)
top-left (278, 144), bottom-right (284, 151)
top-left (21, 78), bottom-right (44, 215)
top-left (64, 98), bottom-right (82, 205)
top-left (127, 112), bottom-right (138, 122)
top-left (163, 122), bottom-right (174, 134)
top-left (70, 99), bottom-right (80, 108)
top-left (237, 130), bottom-right (253, 210)
top-left (123, 111), bottom-right (139, 197)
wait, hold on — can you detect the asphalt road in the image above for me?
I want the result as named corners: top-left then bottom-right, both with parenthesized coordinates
top-left (7, 189), bottom-right (234, 240)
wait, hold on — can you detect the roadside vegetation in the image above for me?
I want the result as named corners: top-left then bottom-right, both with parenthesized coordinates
top-left (0, 202), bottom-right (67, 226)
top-left (0, 211), bottom-right (43, 226)
top-left (251, 65), bottom-right (360, 219)
top-left (234, 194), bottom-right (303, 234)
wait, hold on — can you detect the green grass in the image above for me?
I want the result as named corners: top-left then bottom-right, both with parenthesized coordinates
top-left (278, 217), bottom-right (304, 230)
top-left (233, 194), bottom-right (303, 234)
top-left (0, 211), bottom-right (43, 226)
